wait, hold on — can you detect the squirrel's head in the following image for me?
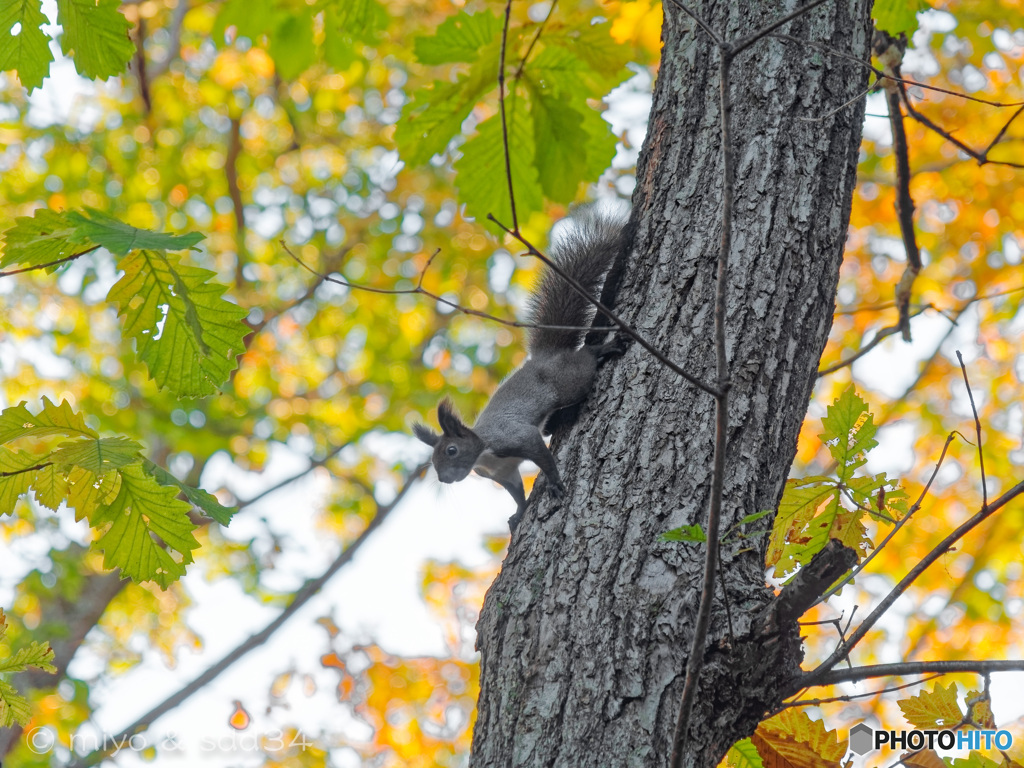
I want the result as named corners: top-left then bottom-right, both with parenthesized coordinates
top-left (413, 398), bottom-right (484, 483)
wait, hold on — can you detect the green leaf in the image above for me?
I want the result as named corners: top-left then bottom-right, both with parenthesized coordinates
top-left (67, 208), bottom-right (204, 256)
top-left (726, 738), bottom-right (765, 768)
top-left (269, 11), bottom-right (316, 80)
top-left (66, 467), bottom-right (121, 521)
top-left (0, 208), bottom-right (203, 271)
top-left (766, 477), bottom-right (841, 576)
top-left (0, 208), bottom-right (92, 271)
top-left (107, 250), bottom-right (249, 397)
top-left (145, 460), bottom-right (237, 525)
top-left (529, 86), bottom-right (588, 203)
top-left (454, 110), bottom-right (543, 228)
top-left (49, 436), bottom-right (145, 475)
top-left (395, 51), bottom-right (499, 166)
top-left (819, 384), bottom-right (877, 482)
top-left (661, 524), bottom-right (707, 543)
top-left (546, 21), bottom-right (633, 92)
top-left (0, 641), bottom-right (56, 675)
top-left (55, 0), bottom-right (134, 80)
top-left (0, 448), bottom-right (41, 516)
top-left (0, 0), bottom-right (54, 91)
top-left (0, 628), bottom-right (54, 727)
top-left (0, 679), bottom-right (32, 728)
top-left (873, 0), bottom-right (928, 36)
top-left (33, 464), bottom-right (68, 511)
top-left (735, 510), bottom-right (773, 527)
top-left (414, 11), bottom-right (502, 65)
top-left (0, 397), bottom-right (97, 444)
top-left (88, 464), bottom-right (199, 587)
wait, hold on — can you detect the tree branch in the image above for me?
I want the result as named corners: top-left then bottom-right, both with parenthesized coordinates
top-left (955, 351), bottom-right (987, 510)
top-left (811, 660), bottom-right (1024, 687)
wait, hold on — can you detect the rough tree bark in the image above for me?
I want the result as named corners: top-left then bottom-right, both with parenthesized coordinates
top-left (471, 2), bottom-right (873, 767)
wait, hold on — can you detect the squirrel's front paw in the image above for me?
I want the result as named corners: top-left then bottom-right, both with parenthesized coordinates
top-left (548, 480), bottom-right (565, 500)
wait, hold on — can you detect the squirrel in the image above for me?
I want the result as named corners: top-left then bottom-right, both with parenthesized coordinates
top-left (413, 207), bottom-right (626, 525)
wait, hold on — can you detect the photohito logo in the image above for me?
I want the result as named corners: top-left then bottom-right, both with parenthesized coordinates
top-left (848, 723), bottom-right (1014, 755)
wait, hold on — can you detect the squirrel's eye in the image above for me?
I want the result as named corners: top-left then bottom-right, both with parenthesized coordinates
top-left (446, 445), bottom-right (458, 456)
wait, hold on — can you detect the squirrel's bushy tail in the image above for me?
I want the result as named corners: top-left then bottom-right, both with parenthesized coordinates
top-left (527, 206), bottom-right (626, 352)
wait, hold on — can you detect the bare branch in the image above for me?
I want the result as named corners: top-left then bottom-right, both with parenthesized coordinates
top-left (662, 0), bottom-right (721, 45)
top-left (226, 116), bottom-right (248, 288)
top-left (778, 673), bottom-right (944, 710)
top-left (810, 660), bottom-right (1024, 687)
top-left (817, 306), bottom-right (929, 377)
top-left (730, 0), bottom-right (828, 58)
top-left (0, 246), bottom-right (102, 278)
top-left (497, 0), bottom-right (518, 232)
top-left (955, 351), bottom-right (987, 509)
top-left (513, 0), bottom-right (558, 80)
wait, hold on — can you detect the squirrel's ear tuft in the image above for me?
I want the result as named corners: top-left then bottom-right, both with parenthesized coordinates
top-left (413, 423), bottom-right (439, 447)
top-left (437, 397), bottom-right (469, 437)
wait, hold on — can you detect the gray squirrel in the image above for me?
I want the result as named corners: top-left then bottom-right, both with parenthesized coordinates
top-left (414, 208), bottom-right (626, 523)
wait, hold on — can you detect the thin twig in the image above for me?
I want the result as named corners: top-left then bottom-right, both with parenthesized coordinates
top-left (226, 116), bottom-right (248, 288)
top-left (65, 462), bottom-right (430, 768)
top-left (729, 0), bottom-right (828, 58)
top-left (956, 350), bottom-right (987, 509)
top-left (662, 0), bottom-right (721, 45)
top-left (283, 242), bottom-right (594, 336)
top-left (0, 246), bottom-right (102, 278)
top-left (888, 82), bottom-right (922, 342)
top-left (498, 0), bottom-right (518, 232)
top-left (817, 307), bottom-right (929, 376)
top-left (776, 673), bottom-right (943, 710)
top-left (513, 0), bottom-right (558, 80)
top-left (809, 659), bottom-right (1024, 687)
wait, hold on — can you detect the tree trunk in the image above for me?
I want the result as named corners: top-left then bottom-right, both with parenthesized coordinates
top-left (471, 2), bottom-right (873, 767)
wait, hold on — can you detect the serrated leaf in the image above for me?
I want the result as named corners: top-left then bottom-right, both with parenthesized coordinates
top-left (49, 436), bottom-right (144, 475)
top-left (33, 463), bottom-right (68, 511)
top-left (0, 447), bottom-right (42, 516)
top-left (87, 464), bottom-right (199, 587)
top-left (766, 477), bottom-right (838, 574)
top-left (727, 738), bottom-right (765, 768)
top-left (899, 682), bottom-right (964, 730)
top-left (67, 467), bottom-right (121, 521)
top-left (661, 524), bottom-right (707, 543)
top-left (0, 679), bottom-right (32, 728)
top-left (395, 50), bottom-right (499, 166)
top-left (414, 11), bottom-right (501, 65)
top-left (0, 397), bottom-right (97, 446)
top-left (752, 709), bottom-right (848, 768)
top-left (67, 208), bottom-right (204, 256)
top-left (269, 11), bottom-right (315, 80)
top-left (0, 640), bottom-right (54, 727)
top-left (55, 0), bottom-right (134, 80)
top-left (107, 250), bottom-right (249, 397)
top-left (0, 208), bottom-right (203, 271)
top-left (145, 460), bottom-right (236, 525)
top-left (819, 384), bottom-right (877, 481)
top-left (873, 0), bottom-right (927, 36)
top-left (529, 86), bottom-right (588, 203)
top-left (0, 208), bottom-right (91, 271)
top-left (546, 21), bottom-right (633, 91)
top-left (0, 0), bottom-right (54, 91)
top-left (0, 641), bottom-right (56, 675)
top-left (454, 111), bottom-right (543, 228)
